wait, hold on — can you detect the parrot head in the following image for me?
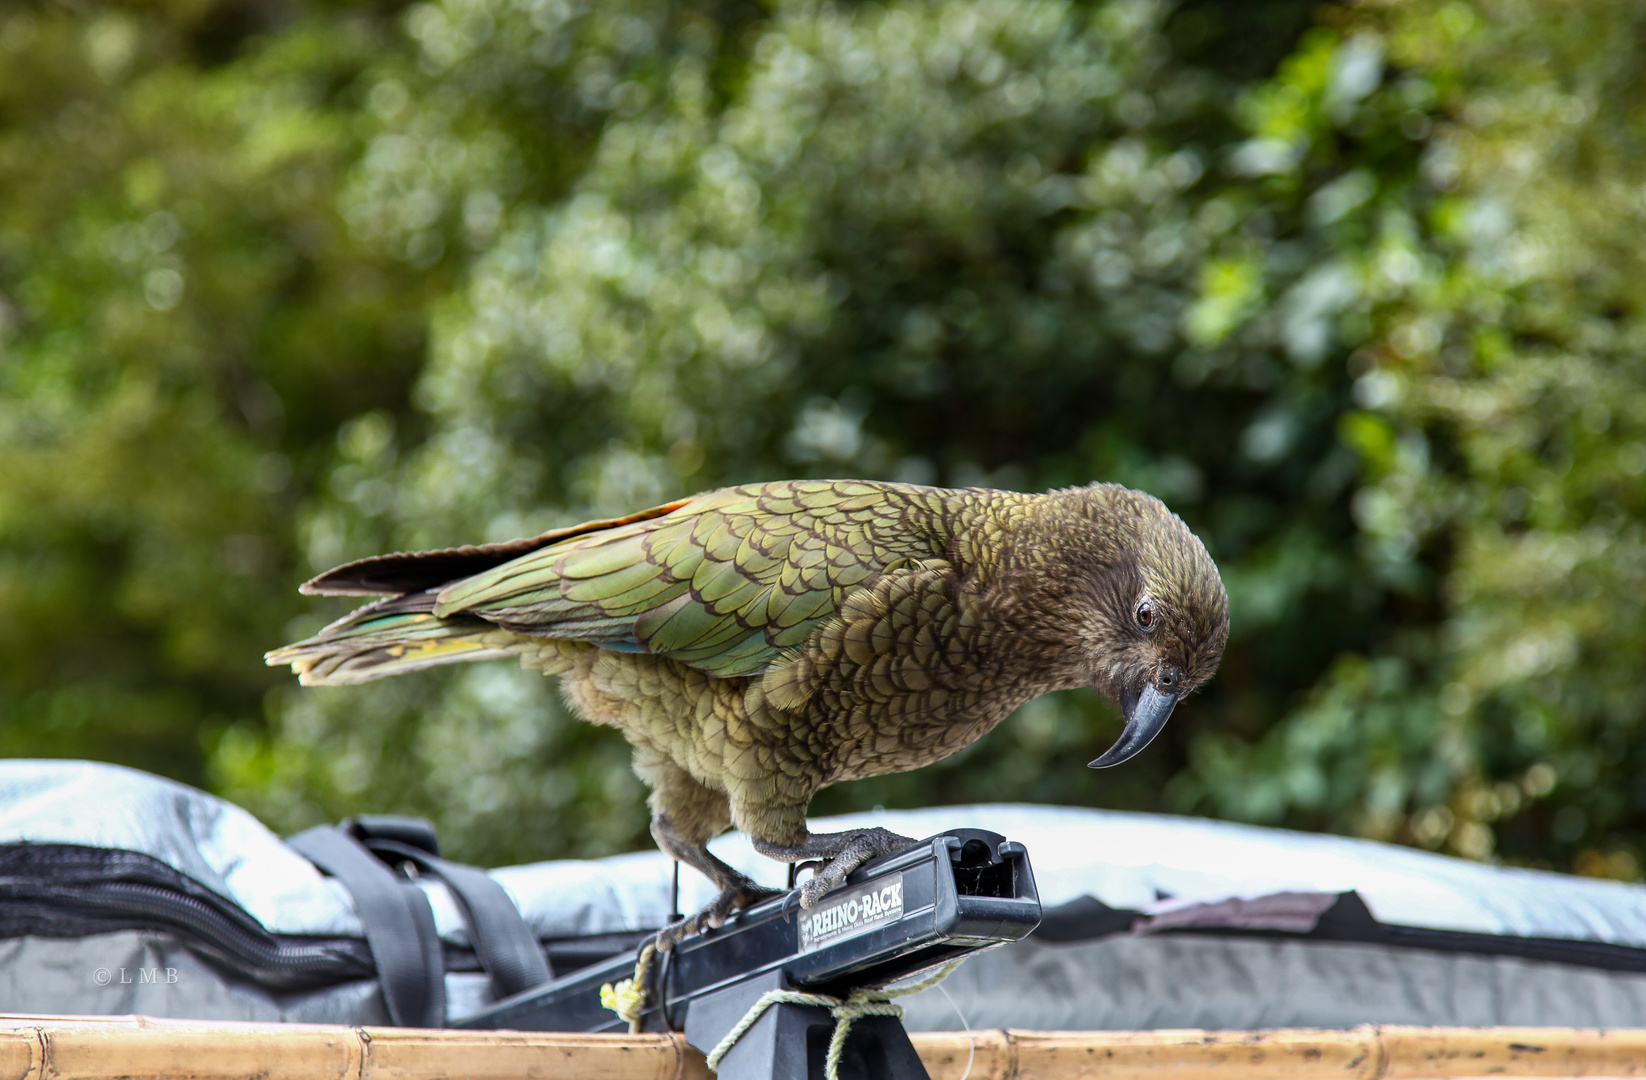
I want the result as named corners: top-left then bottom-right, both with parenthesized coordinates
top-left (1083, 506), bottom-right (1229, 769)
top-left (1014, 483), bottom-right (1229, 770)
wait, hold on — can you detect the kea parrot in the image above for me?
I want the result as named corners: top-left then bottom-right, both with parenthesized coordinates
top-left (267, 479), bottom-right (1229, 949)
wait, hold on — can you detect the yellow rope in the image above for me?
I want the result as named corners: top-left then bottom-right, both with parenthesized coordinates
top-left (598, 942), bottom-right (656, 1034)
top-left (704, 960), bottom-right (966, 1079)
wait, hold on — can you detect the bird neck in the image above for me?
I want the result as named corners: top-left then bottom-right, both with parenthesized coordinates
top-left (966, 493), bottom-right (1134, 695)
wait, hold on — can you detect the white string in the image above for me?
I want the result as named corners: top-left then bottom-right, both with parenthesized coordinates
top-left (936, 979), bottom-right (975, 1080)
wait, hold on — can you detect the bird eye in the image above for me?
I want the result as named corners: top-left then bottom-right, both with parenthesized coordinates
top-left (1135, 599), bottom-right (1155, 631)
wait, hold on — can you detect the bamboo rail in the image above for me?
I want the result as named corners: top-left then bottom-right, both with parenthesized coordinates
top-left (0, 1016), bottom-right (1643, 1080)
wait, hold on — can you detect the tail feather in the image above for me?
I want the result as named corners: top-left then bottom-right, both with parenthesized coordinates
top-left (265, 592), bottom-right (521, 686)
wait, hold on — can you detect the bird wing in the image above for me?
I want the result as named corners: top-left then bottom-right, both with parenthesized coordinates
top-left (431, 479), bottom-right (964, 678)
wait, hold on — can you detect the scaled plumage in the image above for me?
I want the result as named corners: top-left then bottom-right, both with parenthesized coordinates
top-left (268, 479), bottom-right (1228, 946)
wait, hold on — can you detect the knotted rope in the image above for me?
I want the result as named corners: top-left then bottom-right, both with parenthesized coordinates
top-left (704, 959), bottom-right (966, 1080)
top-left (598, 941), bottom-right (656, 1034)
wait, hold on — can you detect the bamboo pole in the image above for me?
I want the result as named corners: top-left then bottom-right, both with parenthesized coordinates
top-left (1, 1017), bottom-right (1645, 1080)
top-left (0, 1017), bottom-right (701, 1080)
top-left (911, 1028), bottom-right (1646, 1080)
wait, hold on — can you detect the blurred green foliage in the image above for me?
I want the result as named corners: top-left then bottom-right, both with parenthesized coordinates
top-left (0, 2), bottom-right (435, 781)
top-left (2, 0), bottom-right (1643, 879)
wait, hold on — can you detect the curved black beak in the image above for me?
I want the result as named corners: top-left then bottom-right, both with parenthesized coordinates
top-left (1088, 683), bottom-right (1178, 768)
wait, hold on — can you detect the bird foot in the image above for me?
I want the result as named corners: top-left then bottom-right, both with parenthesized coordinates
top-left (756, 827), bottom-right (917, 909)
top-left (654, 879), bottom-right (783, 952)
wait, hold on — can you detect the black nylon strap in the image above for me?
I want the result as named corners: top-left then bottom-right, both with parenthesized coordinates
top-left (363, 838), bottom-right (552, 997)
top-left (289, 827), bottom-right (446, 1027)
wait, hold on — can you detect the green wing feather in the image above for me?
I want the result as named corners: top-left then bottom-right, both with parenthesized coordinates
top-left (432, 479), bottom-right (967, 677)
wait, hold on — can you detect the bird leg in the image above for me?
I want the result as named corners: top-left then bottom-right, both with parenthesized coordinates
top-left (752, 827), bottom-right (918, 908)
top-left (650, 814), bottom-right (782, 952)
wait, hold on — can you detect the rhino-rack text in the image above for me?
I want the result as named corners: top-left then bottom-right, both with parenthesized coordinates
top-left (797, 871), bottom-right (905, 953)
